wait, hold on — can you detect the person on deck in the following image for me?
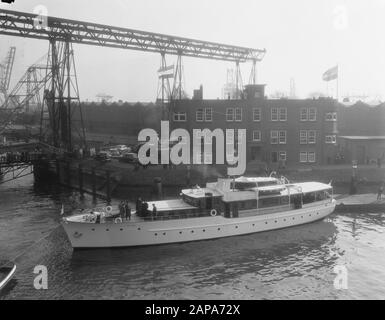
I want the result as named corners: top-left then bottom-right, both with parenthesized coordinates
top-left (119, 201), bottom-right (124, 218)
top-left (125, 201), bottom-right (131, 221)
top-left (142, 201), bottom-right (149, 216)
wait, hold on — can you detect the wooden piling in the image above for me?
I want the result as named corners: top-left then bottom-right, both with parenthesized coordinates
top-left (66, 161), bottom-right (71, 186)
top-left (56, 160), bottom-right (60, 180)
top-left (91, 167), bottom-right (96, 198)
top-left (106, 171), bottom-right (111, 204)
top-left (78, 164), bottom-right (83, 194)
top-left (154, 177), bottom-right (163, 200)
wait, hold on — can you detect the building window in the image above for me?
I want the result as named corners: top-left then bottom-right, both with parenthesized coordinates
top-left (300, 130), bottom-right (308, 144)
top-left (279, 108), bottom-right (287, 121)
top-left (271, 151), bottom-right (278, 163)
top-left (271, 107), bottom-right (279, 121)
top-left (308, 130), bottom-right (316, 144)
top-left (325, 135), bottom-right (337, 144)
top-left (226, 130), bottom-right (234, 145)
top-left (226, 130), bottom-right (235, 162)
top-left (173, 112), bottom-right (187, 122)
top-left (196, 108), bottom-right (212, 122)
top-left (270, 131), bottom-right (278, 144)
top-left (279, 151), bottom-right (287, 161)
top-left (308, 152), bottom-right (316, 163)
top-left (205, 108), bottom-right (213, 122)
top-left (253, 108), bottom-right (261, 121)
top-left (235, 108), bottom-right (242, 121)
top-left (238, 130), bottom-right (246, 149)
top-left (279, 131), bottom-right (287, 144)
top-left (196, 109), bottom-right (204, 122)
top-left (300, 151), bottom-right (316, 163)
top-left (203, 151), bottom-right (212, 164)
top-left (309, 108), bottom-right (317, 121)
top-left (226, 108), bottom-right (234, 122)
top-left (252, 130), bottom-right (261, 141)
top-left (300, 108), bottom-right (308, 121)
top-left (300, 152), bottom-right (307, 163)
top-left (325, 112), bottom-right (337, 121)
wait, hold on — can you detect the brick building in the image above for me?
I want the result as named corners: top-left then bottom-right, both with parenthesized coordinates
top-left (337, 102), bottom-right (385, 164)
top-left (169, 85), bottom-right (339, 168)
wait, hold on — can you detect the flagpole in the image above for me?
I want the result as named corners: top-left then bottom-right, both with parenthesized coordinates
top-left (336, 63), bottom-right (339, 102)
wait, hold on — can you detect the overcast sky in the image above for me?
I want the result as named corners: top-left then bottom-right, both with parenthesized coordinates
top-left (1, 0), bottom-right (385, 102)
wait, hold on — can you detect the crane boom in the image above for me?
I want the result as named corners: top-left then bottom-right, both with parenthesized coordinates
top-left (0, 46), bottom-right (16, 94)
top-left (0, 9), bottom-right (266, 63)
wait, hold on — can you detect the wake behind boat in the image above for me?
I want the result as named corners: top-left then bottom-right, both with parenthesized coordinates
top-left (0, 260), bottom-right (16, 291)
top-left (62, 176), bottom-right (336, 248)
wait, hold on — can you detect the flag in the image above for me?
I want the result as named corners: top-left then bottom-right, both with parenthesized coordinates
top-left (322, 65), bottom-right (338, 81)
top-left (158, 65), bottom-right (174, 78)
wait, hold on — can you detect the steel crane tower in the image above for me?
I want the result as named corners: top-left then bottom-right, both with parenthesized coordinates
top-left (0, 46), bottom-right (16, 105)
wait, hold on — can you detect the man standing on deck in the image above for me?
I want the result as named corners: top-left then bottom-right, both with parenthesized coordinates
top-left (142, 201), bottom-right (149, 216)
top-left (119, 201), bottom-right (124, 219)
top-left (125, 201), bottom-right (131, 221)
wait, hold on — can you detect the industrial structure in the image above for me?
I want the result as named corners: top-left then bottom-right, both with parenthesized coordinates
top-left (0, 54), bottom-right (47, 135)
top-left (0, 46), bottom-right (15, 105)
top-left (0, 8), bottom-right (266, 153)
top-left (0, 8), bottom-right (266, 187)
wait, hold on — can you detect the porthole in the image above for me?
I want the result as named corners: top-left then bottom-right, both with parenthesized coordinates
top-left (284, 219), bottom-right (286, 222)
top-left (154, 233), bottom-right (158, 236)
top-left (218, 228), bottom-right (221, 231)
top-left (106, 229), bottom-right (109, 231)
top-left (137, 227), bottom-right (141, 230)
top-left (265, 222), bottom-right (268, 225)
top-left (203, 229), bottom-right (206, 232)
top-left (317, 212), bottom-right (319, 215)
top-left (301, 216), bottom-right (303, 218)
top-left (309, 214), bottom-right (311, 217)
top-left (235, 226), bottom-right (238, 229)
top-left (191, 230), bottom-right (194, 233)
top-left (120, 228), bottom-right (123, 231)
top-left (163, 232), bottom-right (166, 235)
top-left (275, 220), bottom-right (277, 223)
top-left (292, 217), bottom-right (295, 220)
top-left (179, 231), bottom-right (182, 234)
top-left (91, 228), bottom-right (95, 231)
top-left (252, 224), bottom-right (255, 227)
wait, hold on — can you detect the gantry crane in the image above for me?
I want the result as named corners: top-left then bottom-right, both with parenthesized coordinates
top-left (0, 46), bottom-right (16, 105)
top-left (0, 9), bottom-right (266, 151)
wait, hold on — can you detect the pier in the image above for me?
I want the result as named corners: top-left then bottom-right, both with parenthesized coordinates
top-left (335, 194), bottom-right (385, 213)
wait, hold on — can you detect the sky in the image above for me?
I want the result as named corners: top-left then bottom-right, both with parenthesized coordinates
top-left (1, 0), bottom-right (385, 102)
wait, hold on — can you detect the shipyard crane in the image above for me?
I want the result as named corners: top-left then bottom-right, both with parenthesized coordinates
top-left (0, 9), bottom-right (266, 150)
top-left (0, 46), bottom-right (16, 105)
top-left (0, 54), bottom-right (49, 134)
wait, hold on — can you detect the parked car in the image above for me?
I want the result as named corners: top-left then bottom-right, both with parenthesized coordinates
top-left (94, 151), bottom-right (111, 162)
top-left (119, 152), bottom-right (139, 164)
top-left (109, 148), bottom-right (122, 159)
top-left (114, 145), bottom-right (130, 152)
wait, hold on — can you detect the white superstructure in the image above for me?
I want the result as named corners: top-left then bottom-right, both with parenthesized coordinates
top-left (62, 176), bottom-right (336, 248)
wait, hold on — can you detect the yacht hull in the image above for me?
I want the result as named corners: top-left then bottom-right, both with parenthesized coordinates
top-left (62, 200), bottom-right (336, 249)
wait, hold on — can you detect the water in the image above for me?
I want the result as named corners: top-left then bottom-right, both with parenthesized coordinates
top-left (1, 173), bottom-right (385, 299)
